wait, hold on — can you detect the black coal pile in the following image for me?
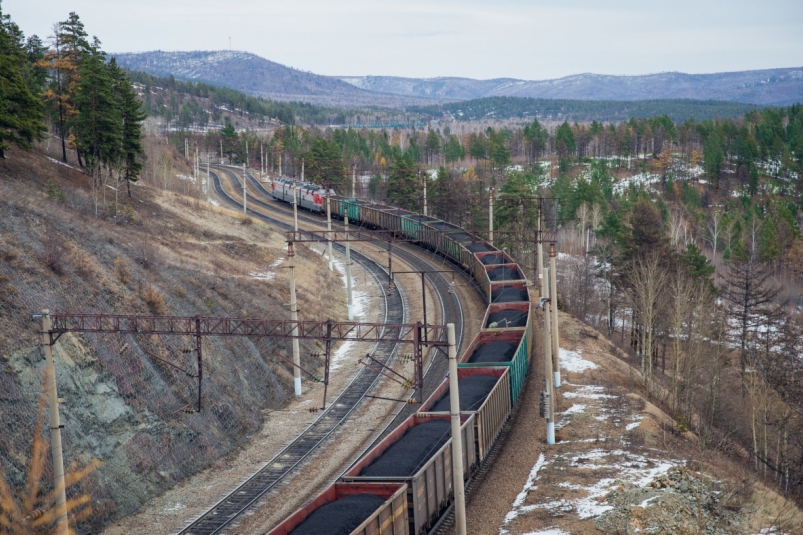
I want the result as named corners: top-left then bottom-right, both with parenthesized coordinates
top-left (409, 215), bottom-right (435, 222)
top-left (480, 255), bottom-right (506, 265)
top-left (430, 222), bottom-right (459, 231)
top-left (466, 243), bottom-right (492, 252)
top-left (487, 309), bottom-right (527, 328)
top-left (491, 286), bottom-right (528, 302)
top-left (468, 341), bottom-right (517, 363)
top-left (430, 376), bottom-right (498, 412)
top-left (448, 232), bottom-right (472, 242)
top-left (288, 494), bottom-right (386, 535)
top-left (487, 266), bottom-right (521, 281)
top-left (360, 420), bottom-right (451, 477)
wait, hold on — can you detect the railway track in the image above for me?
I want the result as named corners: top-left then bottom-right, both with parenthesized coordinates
top-left (178, 167), bottom-right (464, 534)
top-left (225, 166), bottom-right (471, 448)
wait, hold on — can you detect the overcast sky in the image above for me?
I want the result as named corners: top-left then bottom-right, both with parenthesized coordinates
top-left (6, 0), bottom-right (803, 80)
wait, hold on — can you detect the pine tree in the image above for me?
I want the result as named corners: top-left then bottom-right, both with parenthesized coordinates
top-left (305, 136), bottom-right (345, 190)
top-left (109, 58), bottom-right (145, 196)
top-left (387, 150), bottom-right (418, 210)
top-left (0, 2), bottom-right (45, 158)
top-left (38, 12), bottom-right (88, 163)
top-left (71, 40), bottom-right (121, 216)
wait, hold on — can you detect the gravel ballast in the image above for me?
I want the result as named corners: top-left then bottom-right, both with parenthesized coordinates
top-left (487, 309), bottom-right (528, 328)
top-left (430, 376), bottom-right (499, 412)
top-left (288, 494), bottom-right (386, 535)
top-left (360, 419), bottom-right (452, 477)
top-left (487, 266), bottom-right (521, 281)
top-left (468, 341), bottom-right (517, 363)
top-left (491, 286), bottom-right (528, 302)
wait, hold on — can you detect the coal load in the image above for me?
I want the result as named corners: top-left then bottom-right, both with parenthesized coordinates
top-left (430, 376), bottom-right (498, 412)
top-left (360, 420), bottom-right (451, 477)
top-left (288, 494), bottom-right (386, 535)
top-left (492, 286), bottom-right (528, 302)
top-left (466, 243), bottom-right (492, 252)
top-left (481, 255), bottom-right (506, 265)
top-left (430, 222), bottom-right (458, 231)
top-left (468, 341), bottom-right (517, 363)
top-left (487, 309), bottom-right (527, 328)
top-left (487, 266), bottom-right (521, 281)
top-left (448, 232), bottom-right (472, 242)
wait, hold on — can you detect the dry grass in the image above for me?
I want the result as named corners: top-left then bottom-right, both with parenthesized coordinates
top-left (113, 258), bottom-right (130, 285)
top-left (137, 285), bottom-right (167, 315)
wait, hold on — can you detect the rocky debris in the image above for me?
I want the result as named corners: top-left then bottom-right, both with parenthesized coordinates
top-left (360, 419), bottom-right (451, 477)
top-left (595, 467), bottom-right (749, 535)
top-left (430, 375), bottom-right (498, 412)
top-left (288, 494), bottom-right (386, 535)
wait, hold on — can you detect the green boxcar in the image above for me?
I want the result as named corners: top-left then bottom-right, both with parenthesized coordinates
top-left (346, 200), bottom-right (370, 224)
top-left (459, 322), bottom-right (532, 405)
top-left (423, 221), bottom-right (462, 256)
top-left (381, 208), bottom-right (414, 234)
top-left (401, 215), bottom-right (441, 244)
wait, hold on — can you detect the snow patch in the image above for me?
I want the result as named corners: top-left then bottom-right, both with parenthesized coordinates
top-left (559, 348), bottom-right (598, 373)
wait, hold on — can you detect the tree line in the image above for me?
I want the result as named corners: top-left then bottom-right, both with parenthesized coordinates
top-left (408, 96), bottom-right (763, 123)
top-left (0, 4), bottom-right (145, 210)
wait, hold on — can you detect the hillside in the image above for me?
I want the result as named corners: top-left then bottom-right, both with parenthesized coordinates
top-left (115, 51), bottom-right (802, 109)
top-left (342, 67), bottom-right (803, 106)
top-left (0, 142), bottom-right (346, 532)
top-left (113, 50), bottom-right (439, 108)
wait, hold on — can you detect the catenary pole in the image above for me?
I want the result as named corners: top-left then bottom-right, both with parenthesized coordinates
top-left (447, 323), bottom-right (467, 535)
top-left (326, 190), bottom-right (334, 271)
top-left (243, 141), bottom-right (247, 215)
top-left (550, 242), bottom-right (560, 388)
top-left (40, 310), bottom-right (69, 535)
top-left (423, 171), bottom-right (428, 217)
top-left (488, 187), bottom-right (494, 246)
top-left (543, 274), bottom-right (556, 444)
top-left (287, 244), bottom-right (302, 396)
top-left (345, 213), bottom-right (354, 320)
top-left (352, 164), bottom-right (356, 198)
top-left (292, 175), bottom-right (299, 233)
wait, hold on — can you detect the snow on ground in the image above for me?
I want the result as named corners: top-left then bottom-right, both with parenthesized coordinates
top-left (559, 348), bottom-right (598, 373)
top-left (612, 172), bottom-right (661, 194)
top-left (498, 338), bottom-right (674, 534)
top-left (309, 248), bottom-right (370, 370)
top-left (46, 156), bottom-right (79, 170)
top-left (249, 257), bottom-right (284, 282)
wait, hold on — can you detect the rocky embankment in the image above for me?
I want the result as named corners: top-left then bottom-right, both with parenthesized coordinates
top-left (0, 148), bottom-right (345, 532)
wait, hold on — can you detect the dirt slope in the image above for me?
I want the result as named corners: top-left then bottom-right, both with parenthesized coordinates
top-left (0, 146), bottom-right (346, 532)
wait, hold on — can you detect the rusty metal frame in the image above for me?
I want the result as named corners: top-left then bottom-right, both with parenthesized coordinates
top-left (46, 313), bottom-right (446, 412)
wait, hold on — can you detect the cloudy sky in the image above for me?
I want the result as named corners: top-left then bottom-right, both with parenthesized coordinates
top-left (6, 0), bottom-right (803, 80)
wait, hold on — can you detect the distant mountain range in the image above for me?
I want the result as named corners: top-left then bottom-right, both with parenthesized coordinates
top-left (340, 69), bottom-right (803, 106)
top-left (114, 50), bottom-right (803, 108)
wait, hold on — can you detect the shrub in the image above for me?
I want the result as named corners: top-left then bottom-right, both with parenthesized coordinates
top-left (113, 258), bottom-right (130, 284)
top-left (139, 285), bottom-right (166, 314)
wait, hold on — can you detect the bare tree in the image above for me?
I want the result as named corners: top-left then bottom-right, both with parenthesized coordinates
top-left (626, 252), bottom-right (668, 382)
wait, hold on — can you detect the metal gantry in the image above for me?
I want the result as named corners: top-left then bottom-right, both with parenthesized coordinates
top-left (47, 312), bottom-right (448, 412)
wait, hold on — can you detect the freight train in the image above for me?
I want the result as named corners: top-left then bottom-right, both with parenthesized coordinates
top-left (268, 188), bottom-right (534, 535)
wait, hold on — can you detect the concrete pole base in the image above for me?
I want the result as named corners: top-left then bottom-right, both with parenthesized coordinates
top-left (328, 261), bottom-right (333, 271)
top-left (547, 421), bottom-right (555, 444)
top-left (348, 304), bottom-right (354, 321)
top-left (554, 371), bottom-right (561, 388)
top-left (294, 377), bottom-right (302, 396)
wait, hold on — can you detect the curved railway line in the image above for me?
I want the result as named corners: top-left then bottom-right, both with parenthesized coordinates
top-left (178, 167), bottom-right (465, 534)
